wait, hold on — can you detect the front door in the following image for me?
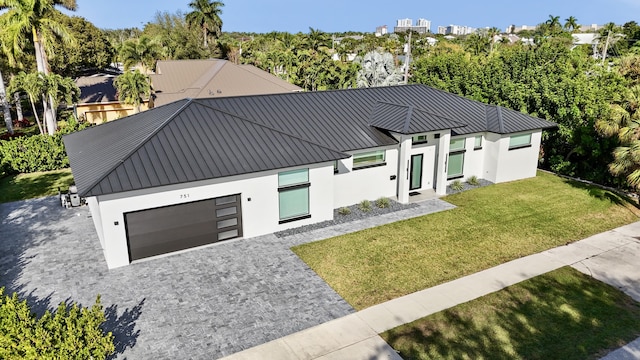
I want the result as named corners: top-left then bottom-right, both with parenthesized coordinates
top-left (410, 154), bottom-right (423, 191)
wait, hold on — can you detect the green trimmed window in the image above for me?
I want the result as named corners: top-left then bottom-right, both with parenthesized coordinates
top-left (474, 135), bottom-right (482, 150)
top-left (509, 133), bottom-right (532, 149)
top-left (447, 153), bottom-right (464, 179)
top-left (449, 138), bottom-right (466, 151)
top-left (412, 135), bottom-right (428, 144)
top-left (278, 169), bottom-right (310, 222)
top-left (353, 150), bottom-right (385, 169)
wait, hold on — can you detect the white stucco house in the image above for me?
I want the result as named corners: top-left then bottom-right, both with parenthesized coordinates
top-left (64, 84), bottom-right (556, 269)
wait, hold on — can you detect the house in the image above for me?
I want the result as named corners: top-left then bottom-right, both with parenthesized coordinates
top-left (63, 84), bottom-right (556, 269)
top-left (150, 59), bottom-right (302, 107)
top-left (74, 73), bottom-right (150, 123)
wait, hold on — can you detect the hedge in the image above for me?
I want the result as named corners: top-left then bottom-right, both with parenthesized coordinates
top-left (0, 287), bottom-right (114, 359)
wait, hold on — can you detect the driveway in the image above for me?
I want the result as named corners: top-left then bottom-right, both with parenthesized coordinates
top-left (0, 197), bottom-right (354, 359)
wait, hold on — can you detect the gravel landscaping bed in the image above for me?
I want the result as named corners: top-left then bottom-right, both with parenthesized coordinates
top-left (275, 199), bottom-right (418, 238)
top-left (446, 178), bottom-right (494, 195)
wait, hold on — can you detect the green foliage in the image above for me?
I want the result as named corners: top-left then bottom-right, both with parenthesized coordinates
top-left (358, 199), bottom-right (372, 212)
top-left (0, 287), bottom-right (114, 359)
top-left (0, 133), bottom-right (69, 173)
top-left (450, 180), bottom-right (464, 191)
top-left (466, 175), bottom-right (480, 186)
top-left (375, 197), bottom-right (390, 209)
top-left (338, 207), bottom-right (351, 216)
top-left (114, 70), bottom-right (150, 112)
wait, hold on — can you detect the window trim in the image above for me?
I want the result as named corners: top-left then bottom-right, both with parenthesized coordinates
top-left (449, 138), bottom-right (466, 152)
top-left (508, 133), bottom-right (532, 150)
top-left (352, 150), bottom-right (386, 170)
top-left (412, 134), bottom-right (428, 145)
top-left (447, 151), bottom-right (465, 180)
top-left (474, 135), bottom-right (483, 150)
top-left (278, 168), bottom-right (311, 223)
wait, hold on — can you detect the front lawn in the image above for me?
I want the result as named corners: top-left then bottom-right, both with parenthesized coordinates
top-left (0, 169), bottom-right (74, 203)
top-left (381, 267), bottom-right (640, 360)
top-left (292, 172), bottom-right (639, 309)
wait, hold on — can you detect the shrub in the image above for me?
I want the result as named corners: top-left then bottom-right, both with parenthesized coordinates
top-left (358, 200), bottom-right (372, 212)
top-left (0, 287), bottom-right (114, 359)
top-left (338, 207), bottom-right (351, 216)
top-left (0, 134), bottom-right (69, 174)
top-left (376, 197), bottom-right (390, 208)
top-left (450, 180), bottom-right (465, 191)
top-left (467, 175), bottom-right (480, 186)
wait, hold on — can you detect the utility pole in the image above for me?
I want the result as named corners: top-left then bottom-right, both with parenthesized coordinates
top-left (404, 31), bottom-right (412, 84)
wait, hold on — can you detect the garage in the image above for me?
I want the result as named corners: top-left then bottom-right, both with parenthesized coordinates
top-left (125, 194), bottom-right (243, 261)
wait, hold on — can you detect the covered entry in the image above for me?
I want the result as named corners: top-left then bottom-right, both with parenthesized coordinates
top-left (125, 194), bottom-right (243, 261)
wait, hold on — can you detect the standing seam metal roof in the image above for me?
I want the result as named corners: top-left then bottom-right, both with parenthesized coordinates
top-left (65, 84), bottom-right (556, 197)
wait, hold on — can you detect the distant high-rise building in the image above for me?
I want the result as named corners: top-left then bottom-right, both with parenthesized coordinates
top-left (375, 25), bottom-right (388, 37)
top-left (438, 24), bottom-right (477, 36)
top-left (394, 18), bottom-right (432, 34)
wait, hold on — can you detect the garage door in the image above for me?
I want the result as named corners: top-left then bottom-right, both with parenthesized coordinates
top-left (125, 194), bottom-right (242, 261)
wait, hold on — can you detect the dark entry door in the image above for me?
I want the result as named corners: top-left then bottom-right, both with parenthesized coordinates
top-left (125, 194), bottom-right (242, 262)
top-left (410, 154), bottom-right (423, 191)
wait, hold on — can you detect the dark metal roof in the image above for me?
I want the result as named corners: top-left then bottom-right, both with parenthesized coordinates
top-left (64, 100), bottom-right (348, 197)
top-left (368, 101), bottom-right (467, 134)
top-left (75, 75), bottom-right (118, 104)
top-left (65, 84), bottom-right (556, 197)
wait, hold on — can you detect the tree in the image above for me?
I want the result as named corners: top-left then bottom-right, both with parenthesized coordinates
top-left (487, 27), bottom-right (501, 54)
top-left (143, 11), bottom-right (207, 60)
top-left (0, 68), bottom-right (13, 135)
top-left (564, 16), bottom-right (579, 32)
top-left (9, 72), bottom-right (46, 134)
top-left (118, 35), bottom-right (161, 73)
top-left (0, 0), bottom-right (78, 135)
top-left (114, 70), bottom-right (150, 113)
top-left (596, 85), bottom-right (640, 189)
top-left (546, 15), bottom-right (561, 29)
top-left (355, 51), bottom-right (403, 88)
top-left (186, 0), bottom-right (224, 48)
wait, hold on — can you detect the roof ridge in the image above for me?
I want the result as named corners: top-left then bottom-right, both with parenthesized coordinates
top-left (190, 100), bottom-right (350, 157)
top-left (83, 99), bottom-right (193, 196)
top-left (496, 106), bottom-right (505, 133)
top-left (402, 105), bottom-right (414, 133)
top-left (192, 60), bottom-right (227, 93)
top-left (375, 100), bottom-right (462, 124)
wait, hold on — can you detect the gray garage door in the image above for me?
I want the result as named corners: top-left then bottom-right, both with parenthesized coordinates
top-left (125, 194), bottom-right (243, 262)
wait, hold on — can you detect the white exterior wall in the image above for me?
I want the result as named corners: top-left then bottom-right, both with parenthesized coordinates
top-left (482, 132), bottom-right (502, 183)
top-left (493, 130), bottom-right (542, 183)
top-left (333, 146), bottom-right (398, 208)
top-left (87, 196), bottom-right (105, 249)
top-left (93, 163), bottom-right (335, 269)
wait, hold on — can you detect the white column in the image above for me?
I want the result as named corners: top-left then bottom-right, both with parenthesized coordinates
top-left (435, 131), bottom-right (451, 195)
top-left (397, 135), bottom-right (412, 203)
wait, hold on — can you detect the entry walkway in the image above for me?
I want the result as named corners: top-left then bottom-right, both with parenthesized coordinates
top-left (222, 221), bottom-right (640, 360)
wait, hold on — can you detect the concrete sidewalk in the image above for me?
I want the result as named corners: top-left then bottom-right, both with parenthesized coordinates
top-left (221, 221), bottom-right (640, 360)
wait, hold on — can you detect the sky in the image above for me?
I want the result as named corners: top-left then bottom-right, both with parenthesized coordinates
top-left (61, 0), bottom-right (640, 33)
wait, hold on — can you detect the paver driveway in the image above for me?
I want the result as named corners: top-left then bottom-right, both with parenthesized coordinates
top-left (0, 197), bottom-right (354, 359)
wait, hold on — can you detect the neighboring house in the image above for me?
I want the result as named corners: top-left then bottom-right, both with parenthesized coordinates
top-left (74, 73), bottom-right (150, 123)
top-left (150, 59), bottom-right (302, 106)
top-left (64, 84), bottom-right (556, 269)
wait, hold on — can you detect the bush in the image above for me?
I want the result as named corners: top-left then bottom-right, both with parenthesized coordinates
top-left (467, 175), bottom-right (480, 186)
top-left (358, 200), bottom-right (372, 212)
top-left (0, 287), bottom-right (114, 359)
top-left (0, 134), bottom-right (69, 174)
top-left (375, 197), bottom-right (390, 208)
top-left (338, 207), bottom-right (351, 216)
top-left (450, 180), bottom-right (465, 191)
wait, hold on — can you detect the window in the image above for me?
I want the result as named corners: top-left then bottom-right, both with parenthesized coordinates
top-left (448, 138), bottom-right (466, 179)
top-left (353, 150), bottom-right (386, 169)
top-left (278, 169), bottom-right (310, 223)
top-left (474, 135), bottom-right (482, 150)
top-left (412, 135), bottom-right (428, 144)
top-left (449, 138), bottom-right (466, 151)
top-left (333, 160), bottom-right (339, 174)
top-left (447, 153), bottom-right (464, 179)
top-left (509, 133), bottom-right (532, 150)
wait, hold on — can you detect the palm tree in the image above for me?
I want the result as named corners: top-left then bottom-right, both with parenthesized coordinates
top-left (9, 72), bottom-right (46, 134)
top-left (0, 68), bottom-right (14, 135)
top-left (546, 15), bottom-right (561, 29)
top-left (487, 27), bottom-right (501, 53)
top-left (0, 0), bottom-right (77, 134)
top-left (186, 0), bottom-right (224, 48)
top-left (118, 36), bottom-right (161, 73)
top-left (564, 16), bottom-right (579, 32)
top-left (355, 51), bottom-right (403, 88)
top-left (596, 85), bottom-right (640, 189)
top-left (114, 70), bottom-right (150, 114)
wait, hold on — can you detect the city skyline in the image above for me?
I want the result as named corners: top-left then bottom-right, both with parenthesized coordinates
top-left (58, 0), bottom-right (638, 33)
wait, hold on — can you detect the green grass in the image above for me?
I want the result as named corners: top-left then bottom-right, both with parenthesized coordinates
top-left (0, 169), bottom-right (74, 203)
top-left (381, 267), bottom-right (640, 360)
top-left (292, 172), bottom-right (640, 309)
